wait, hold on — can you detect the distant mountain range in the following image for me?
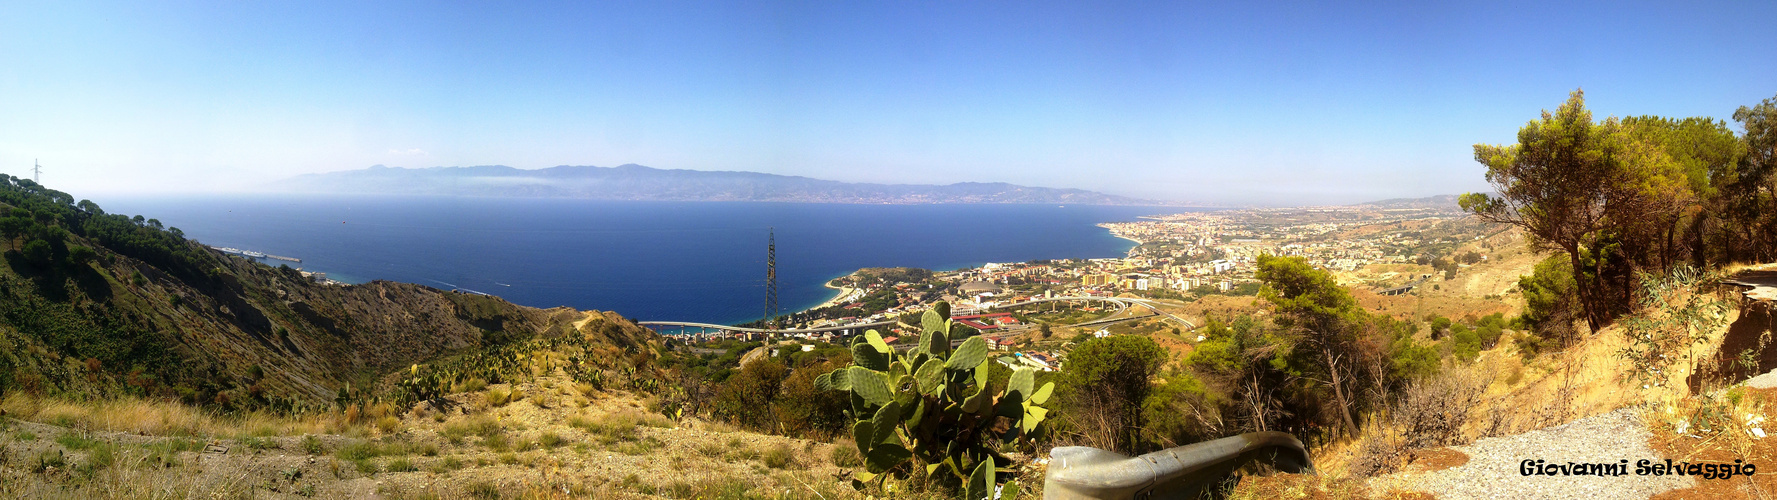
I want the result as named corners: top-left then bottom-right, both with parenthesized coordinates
top-left (279, 164), bottom-right (1165, 205)
top-left (1348, 194), bottom-right (1465, 212)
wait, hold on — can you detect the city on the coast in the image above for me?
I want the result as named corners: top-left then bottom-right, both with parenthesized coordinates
top-left (657, 197), bottom-right (1507, 376)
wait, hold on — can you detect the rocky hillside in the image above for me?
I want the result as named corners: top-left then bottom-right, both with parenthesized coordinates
top-left (0, 175), bottom-right (659, 410)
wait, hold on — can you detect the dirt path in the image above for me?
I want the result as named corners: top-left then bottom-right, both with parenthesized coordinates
top-left (1376, 408), bottom-right (1693, 499)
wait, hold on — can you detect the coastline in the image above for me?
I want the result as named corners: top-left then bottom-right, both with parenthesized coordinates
top-left (810, 275), bottom-right (859, 311)
top-left (1111, 233), bottom-right (1144, 246)
top-left (788, 222), bottom-right (1148, 319)
top-left (135, 198), bottom-right (1173, 326)
top-left (1109, 233), bottom-right (1144, 257)
top-left (1098, 222), bottom-right (1146, 247)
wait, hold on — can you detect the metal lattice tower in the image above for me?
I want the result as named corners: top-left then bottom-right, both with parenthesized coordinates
top-left (765, 227), bottom-right (779, 330)
top-left (32, 159), bottom-right (41, 183)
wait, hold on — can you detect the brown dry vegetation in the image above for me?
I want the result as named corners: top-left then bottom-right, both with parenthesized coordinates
top-left (1333, 274), bottom-right (1772, 498)
top-left (1646, 387), bottom-right (1777, 499)
top-left (1340, 228), bottom-right (1542, 323)
top-left (0, 374), bottom-right (873, 499)
top-left (1174, 294), bottom-right (1264, 326)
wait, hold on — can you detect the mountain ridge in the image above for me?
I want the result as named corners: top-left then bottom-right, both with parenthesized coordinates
top-left (0, 175), bottom-right (662, 408)
top-left (1347, 194), bottom-right (1465, 212)
top-left (280, 164), bottom-right (1171, 205)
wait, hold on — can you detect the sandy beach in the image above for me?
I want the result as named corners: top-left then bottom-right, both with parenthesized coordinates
top-left (1098, 223), bottom-right (1146, 247)
top-left (1109, 233), bottom-right (1145, 257)
top-left (811, 277), bottom-right (859, 310)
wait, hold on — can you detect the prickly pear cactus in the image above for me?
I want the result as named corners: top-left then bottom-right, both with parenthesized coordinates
top-left (815, 301), bottom-right (1050, 498)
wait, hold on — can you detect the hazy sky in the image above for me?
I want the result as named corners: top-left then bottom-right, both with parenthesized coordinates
top-left (2, 1), bottom-right (1773, 205)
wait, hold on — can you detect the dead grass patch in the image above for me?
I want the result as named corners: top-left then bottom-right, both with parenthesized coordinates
top-left (1647, 387), bottom-right (1777, 499)
top-left (1226, 472), bottom-right (1382, 499)
top-left (1399, 447), bottom-right (1468, 473)
top-left (0, 393), bottom-right (332, 437)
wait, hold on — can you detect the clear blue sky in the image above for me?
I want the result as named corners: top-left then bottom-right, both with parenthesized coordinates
top-left (2, 1), bottom-right (1772, 205)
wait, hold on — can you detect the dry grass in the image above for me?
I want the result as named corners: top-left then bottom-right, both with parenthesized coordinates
top-left (762, 442), bottom-right (799, 469)
top-left (0, 459), bottom-right (260, 499)
top-left (1646, 386), bottom-right (1777, 499)
top-left (829, 440), bottom-right (863, 467)
top-left (484, 387), bottom-right (516, 407)
top-left (0, 393), bottom-right (335, 437)
top-left (1224, 472), bottom-right (1401, 500)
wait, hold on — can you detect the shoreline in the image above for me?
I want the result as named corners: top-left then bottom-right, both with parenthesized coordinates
top-left (811, 276), bottom-right (859, 311)
top-left (1098, 222), bottom-right (1146, 247)
top-left (1110, 233), bottom-right (1144, 246)
top-left (1109, 233), bottom-right (1144, 257)
top-left (786, 223), bottom-right (1145, 319)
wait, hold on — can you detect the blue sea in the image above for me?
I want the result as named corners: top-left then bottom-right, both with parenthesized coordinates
top-left (101, 195), bottom-right (1188, 325)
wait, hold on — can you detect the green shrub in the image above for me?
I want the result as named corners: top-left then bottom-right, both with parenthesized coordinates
top-left (537, 432), bottom-right (565, 449)
top-left (1451, 329), bottom-right (1483, 363)
top-left (710, 358), bottom-right (788, 431)
top-left (301, 435), bottom-right (324, 455)
top-left (1476, 324), bottom-right (1504, 348)
top-left (1061, 334), bottom-right (1165, 454)
top-left (1517, 255), bottom-right (1579, 345)
top-left (84, 444), bottom-right (117, 472)
top-left (241, 436), bottom-right (279, 451)
top-left (335, 441), bottom-right (381, 461)
top-left (142, 439), bottom-right (200, 468)
top-left (55, 433), bottom-right (103, 451)
top-left (31, 450), bottom-right (66, 473)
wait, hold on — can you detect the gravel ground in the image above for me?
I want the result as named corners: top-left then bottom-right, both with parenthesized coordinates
top-left (1394, 408), bottom-right (1693, 500)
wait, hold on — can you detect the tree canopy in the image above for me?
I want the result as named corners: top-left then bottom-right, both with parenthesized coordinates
top-left (1462, 90), bottom-right (1776, 335)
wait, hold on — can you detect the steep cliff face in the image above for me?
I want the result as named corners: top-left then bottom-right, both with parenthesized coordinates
top-left (0, 177), bottom-right (658, 409)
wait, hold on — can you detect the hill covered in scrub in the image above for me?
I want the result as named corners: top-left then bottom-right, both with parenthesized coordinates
top-left (0, 175), bottom-right (661, 411)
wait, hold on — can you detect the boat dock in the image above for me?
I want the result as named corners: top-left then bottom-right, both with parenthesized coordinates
top-left (209, 246), bottom-right (302, 263)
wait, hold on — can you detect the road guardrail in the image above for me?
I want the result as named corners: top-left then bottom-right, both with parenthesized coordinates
top-left (1043, 431), bottom-right (1312, 499)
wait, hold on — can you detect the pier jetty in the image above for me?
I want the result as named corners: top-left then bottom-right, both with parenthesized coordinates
top-left (209, 246), bottom-right (302, 263)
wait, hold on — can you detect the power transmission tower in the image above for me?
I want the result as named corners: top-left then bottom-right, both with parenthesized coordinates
top-left (764, 227), bottom-right (779, 330)
top-left (32, 159), bottom-right (41, 183)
